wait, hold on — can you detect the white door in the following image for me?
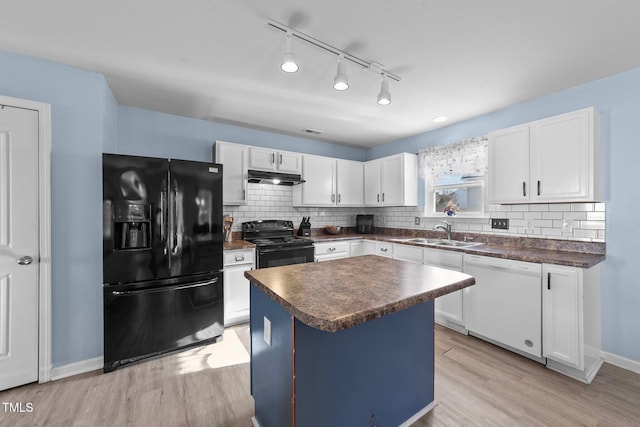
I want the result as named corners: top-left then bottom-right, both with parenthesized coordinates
top-left (530, 110), bottom-right (590, 202)
top-left (215, 141), bottom-right (247, 205)
top-left (363, 159), bottom-right (381, 206)
top-left (301, 155), bottom-right (335, 206)
top-left (488, 124), bottom-right (530, 203)
top-left (543, 265), bottom-right (583, 369)
top-left (0, 105), bottom-right (39, 390)
top-left (276, 151), bottom-right (301, 174)
top-left (336, 159), bottom-right (363, 206)
top-left (381, 154), bottom-right (403, 205)
top-left (248, 147), bottom-right (277, 171)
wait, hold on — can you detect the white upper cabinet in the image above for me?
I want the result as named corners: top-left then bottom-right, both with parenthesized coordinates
top-left (293, 155), bottom-right (364, 207)
top-left (488, 124), bottom-right (530, 203)
top-left (214, 141), bottom-right (248, 205)
top-left (336, 159), bottom-right (364, 206)
top-left (488, 107), bottom-right (601, 204)
top-left (248, 147), bottom-right (301, 174)
top-left (364, 153), bottom-right (418, 207)
top-left (295, 154), bottom-right (336, 206)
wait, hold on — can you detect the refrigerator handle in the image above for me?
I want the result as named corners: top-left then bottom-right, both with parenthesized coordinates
top-left (160, 191), bottom-right (168, 255)
top-left (172, 185), bottom-right (179, 255)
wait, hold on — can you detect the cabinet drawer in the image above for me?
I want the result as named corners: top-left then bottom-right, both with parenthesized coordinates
top-left (424, 249), bottom-right (463, 269)
top-left (224, 249), bottom-right (255, 266)
top-left (314, 241), bottom-right (349, 256)
top-left (393, 244), bottom-right (423, 263)
top-left (376, 242), bottom-right (393, 257)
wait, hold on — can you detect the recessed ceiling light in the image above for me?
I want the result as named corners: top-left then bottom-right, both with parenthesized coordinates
top-left (433, 116), bottom-right (448, 123)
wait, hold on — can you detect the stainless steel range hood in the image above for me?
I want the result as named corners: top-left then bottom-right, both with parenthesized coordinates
top-left (247, 169), bottom-right (305, 186)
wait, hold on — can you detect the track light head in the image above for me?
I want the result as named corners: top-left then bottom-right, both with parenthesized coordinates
top-left (377, 75), bottom-right (391, 105)
top-left (333, 56), bottom-right (349, 91)
top-left (281, 33), bottom-right (299, 73)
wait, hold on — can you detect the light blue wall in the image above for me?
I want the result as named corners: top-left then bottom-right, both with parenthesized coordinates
top-left (3, 44), bottom-right (639, 367)
top-left (369, 67), bottom-right (640, 363)
top-left (117, 106), bottom-right (366, 162)
top-left (0, 49), bottom-right (115, 367)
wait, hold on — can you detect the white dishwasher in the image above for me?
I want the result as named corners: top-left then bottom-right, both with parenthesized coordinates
top-left (463, 254), bottom-right (543, 359)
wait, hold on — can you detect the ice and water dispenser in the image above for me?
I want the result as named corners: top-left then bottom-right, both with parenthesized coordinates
top-left (112, 202), bottom-right (151, 250)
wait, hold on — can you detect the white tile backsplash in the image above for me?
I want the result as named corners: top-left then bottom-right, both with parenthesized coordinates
top-left (224, 184), bottom-right (605, 242)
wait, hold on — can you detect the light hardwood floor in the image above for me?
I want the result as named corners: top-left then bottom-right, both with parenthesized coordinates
top-left (1, 324), bottom-right (639, 426)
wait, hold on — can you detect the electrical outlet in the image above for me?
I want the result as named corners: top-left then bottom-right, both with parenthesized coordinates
top-left (491, 218), bottom-right (509, 230)
top-left (263, 316), bottom-right (271, 346)
top-left (415, 217), bottom-right (421, 225)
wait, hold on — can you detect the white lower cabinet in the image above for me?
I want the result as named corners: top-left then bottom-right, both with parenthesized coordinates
top-left (349, 241), bottom-right (363, 257)
top-left (314, 241), bottom-right (349, 262)
top-left (223, 249), bottom-right (255, 326)
top-left (363, 240), bottom-right (376, 255)
top-left (543, 264), bottom-right (602, 383)
top-left (424, 249), bottom-right (465, 332)
top-left (393, 244), bottom-right (423, 263)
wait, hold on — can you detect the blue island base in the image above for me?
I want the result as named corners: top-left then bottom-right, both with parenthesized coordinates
top-left (250, 285), bottom-right (435, 427)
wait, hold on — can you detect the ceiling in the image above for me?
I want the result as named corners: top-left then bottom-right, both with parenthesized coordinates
top-left (2, 1), bottom-right (640, 148)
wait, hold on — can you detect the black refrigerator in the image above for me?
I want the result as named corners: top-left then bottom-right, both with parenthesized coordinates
top-left (102, 153), bottom-right (224, 372)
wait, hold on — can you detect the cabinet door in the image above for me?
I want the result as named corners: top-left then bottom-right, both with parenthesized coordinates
top-left (224, 262), bottom-right (252, 325)
top-left (301, 155), bottom-right (335, 206)
top-left (364, 160), bottom-right (381, 206)
top-left (277, 151), bottom-right (302, 174)
top-left (381, 155), bottom-right (404, 205)
top-left (349, 241), bottom-right (363, 257)
top-left (214, 141), bottom-right (247, 205)
top-left (488, 124), bottom-right (530, 203)
top-left (363, 240), bottom-right (376, 255)
top-left (248, 147), bottom-right (277, 171)
top-left (336, 160), bottom-right (363, 206)
top-left (393, 244), bottom-right (423, 263)
top-left (543, 265), bottom-right (583, 369)
top-left (531, 109), bottom-right (591, 202)
top-left (425, 249), bottom-right (464, 327)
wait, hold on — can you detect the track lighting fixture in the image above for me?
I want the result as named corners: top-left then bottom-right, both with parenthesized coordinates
top-left (333, 56), bottom-right (349, 91)
top-left (268, 19), bottom-right (401, 104)
top-left (280, 32), bottom-right (299, 73)
top-left (377, 74), bottom-right (391, 105)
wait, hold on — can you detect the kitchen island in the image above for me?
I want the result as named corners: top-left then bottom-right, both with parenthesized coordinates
top-left (245, 255), bottom-right (475, 427)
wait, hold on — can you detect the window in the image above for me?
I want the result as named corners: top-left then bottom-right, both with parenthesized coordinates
top-left (419, 137), bottom-right (488, 217)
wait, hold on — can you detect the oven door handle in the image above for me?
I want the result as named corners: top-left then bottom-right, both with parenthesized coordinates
top-left (110, 277), bottom-right (219, 296)
top-left (258, 247), bottom-right (314, 254)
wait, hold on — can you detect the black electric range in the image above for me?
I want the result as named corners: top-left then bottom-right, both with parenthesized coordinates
top-left (242, 220), bottom-right (315, 268)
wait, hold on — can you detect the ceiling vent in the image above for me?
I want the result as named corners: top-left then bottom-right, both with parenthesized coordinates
top-left (304, 128), bottom-right (323, 135)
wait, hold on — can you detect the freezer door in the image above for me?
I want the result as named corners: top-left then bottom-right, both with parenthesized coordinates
top-left (103, 272), bottom-right (224, 372)
top-left (168, 159), bottom-right (224, 275)
top-left (103, 154), bottom-right (170, 284)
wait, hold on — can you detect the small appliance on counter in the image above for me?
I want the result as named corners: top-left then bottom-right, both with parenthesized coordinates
top-left (297, 217), bottom-right (311, 236)
top-left (356, 214), bottom-right (374, 234)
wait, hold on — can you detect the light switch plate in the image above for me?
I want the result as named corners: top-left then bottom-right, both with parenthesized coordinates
top-left (263, 316), bottom-right (271, 346)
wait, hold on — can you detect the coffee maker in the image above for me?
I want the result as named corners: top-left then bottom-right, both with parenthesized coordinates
top-left (356, 215), bottom-right (374, 234)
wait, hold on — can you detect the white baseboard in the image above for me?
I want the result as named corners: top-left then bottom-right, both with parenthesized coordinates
top-left (50, 356), bottom-right (103, 381)
top-left (602, 351), bottom-right (640, 375)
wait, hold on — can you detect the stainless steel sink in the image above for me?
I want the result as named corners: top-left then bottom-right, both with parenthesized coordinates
top-left (394, 238), bottom-right (482, 248)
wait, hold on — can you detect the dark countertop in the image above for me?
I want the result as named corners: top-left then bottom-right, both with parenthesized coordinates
top-left (223, 240), bottom-right (255, 251)
top-left (309, 233), bottom-right (605, 268)
top-left (245, 255), bottom-right (475, 332)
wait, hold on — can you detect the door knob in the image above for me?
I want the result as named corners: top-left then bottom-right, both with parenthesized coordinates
top-left (17, 256), bottom-right (34, 265)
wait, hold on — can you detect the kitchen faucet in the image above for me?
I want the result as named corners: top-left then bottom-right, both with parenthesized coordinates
top-left (434, 220), bottom-right (452, 240)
